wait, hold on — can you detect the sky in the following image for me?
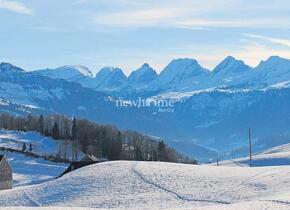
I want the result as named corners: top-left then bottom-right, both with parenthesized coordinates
top-left (1, 0), bottom-right (290, 75)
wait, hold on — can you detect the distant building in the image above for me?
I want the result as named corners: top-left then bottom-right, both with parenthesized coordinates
top-left (0, 155), bottom-right (12, 190)
top-left (81, 154), bottom-right (99, 162)
top-left (59, 154), bottom-right (108, 177)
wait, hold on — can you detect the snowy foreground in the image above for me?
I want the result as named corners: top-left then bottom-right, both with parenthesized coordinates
top-left (1, 161), bottom-right (290, 210)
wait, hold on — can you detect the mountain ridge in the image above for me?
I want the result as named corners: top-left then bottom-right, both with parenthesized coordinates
top-left (26, 55), bottom-right (290, 94)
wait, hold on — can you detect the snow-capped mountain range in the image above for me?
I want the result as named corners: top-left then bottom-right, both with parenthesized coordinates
top-left (1, 56), bottom-right (290, 161)
top-left (32, 56), bottom-right (290, 95)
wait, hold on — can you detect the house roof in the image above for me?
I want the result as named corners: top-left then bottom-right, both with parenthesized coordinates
top-left (81, 154), bottom-right (98, 162)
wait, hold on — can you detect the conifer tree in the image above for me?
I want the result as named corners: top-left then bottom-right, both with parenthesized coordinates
top-left (22, 143), bottom-right (27, 152)
top-left (52, 122), bottom-right (60, 139)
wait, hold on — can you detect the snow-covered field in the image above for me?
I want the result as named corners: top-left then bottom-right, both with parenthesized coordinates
top-left (0, 150), bottom-right (67, 186)
top-left (0, 129), bottom-right (85, 160)
top-left (0, 130), bottom-right (69, 186)
top-left (1, 130), bottom-right (290, 209)
top-left (0, 161), bottom-right (290, 210)
top-left (0, 130), bottom-right (59, 156)
top-left (216, 143), bottom-right (290, 167)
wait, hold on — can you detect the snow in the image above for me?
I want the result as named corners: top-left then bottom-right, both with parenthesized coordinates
top-left (266, 81), bottom-right (290, 89)
top-left (154, 87), bottom-right (251, 100)
top-left (214, 143), bottom-right (290, 167)
top-left (0, 129), bottom-right (85, 160)
top-left (212, 56), bottom-right (250, 75)
top-left (94, 67), bottom-right (127, 91)
top-left (128, 63), bottom-right (157, 83)
top-left (0, 130), bottom-right (59, 156)
top-left (151, 58), bottom-right (210, 92)
top-left (0, 150), bottom-right (67, 187)
top-left (0, 62), bottom-right (24, 73)
top-left (36, 65), bottom-right (94, 79)
top-left (0, 161), bottom-right (290, 210)
top-left (0, 130), bottom-right (71, 186)
top-left (0, 98), bottom-right (9, 106)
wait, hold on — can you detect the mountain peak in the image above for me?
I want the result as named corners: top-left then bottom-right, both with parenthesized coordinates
top-left (261, 56), bottom-right (289, 65)
top-left (152, 58), bottom-right (209, 91)
top-left (257, 56), bottom-right (290, 70)
top-left (130, 63), bottom-right (156, 75)
top-left (140, 63), bottom-right (150, 68)
top-left (266, 56), bottom-right (286, 62)
top-left (212, 56), bottom-right (251, 75)
top-left (159, 58), bottom-right (209, 79)
top-left (128, 63), bottom-right (157, 84)
top-left (97, 66), bottom-right (123, 74)
top-left (56, 65), bottom-right (94, 78)
top-left (94, 67), bottom-right (127, 91)
top-left (223, 56), bottom-right (237, 63)
top-left (170, 58), bottom-right (199, 66)
top-left (0, 62), bottom-right (24, 73)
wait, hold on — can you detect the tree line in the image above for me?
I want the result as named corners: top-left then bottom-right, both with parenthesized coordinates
top-left (0, 113), bottom-right (196, 164)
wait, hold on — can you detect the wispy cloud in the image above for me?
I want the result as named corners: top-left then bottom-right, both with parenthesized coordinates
top-left (0, 0), bottom-right (32, 15)
top-left (94, 9), bottom-right (290, 29)
top-left (94, 8), bottom-right (183, 27)
top-left (243, 33), bottom-right (290, 48)
top-left (176, 18), bottom-right (290, 29)
top-left (231, 43), bottom-right (290, 67)
top-left (91, 0), bottom-right (290, 29)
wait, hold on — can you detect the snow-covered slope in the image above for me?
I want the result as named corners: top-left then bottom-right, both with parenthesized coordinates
top-left (33, 65), bottom-right (97, 91)
top-left (35, 65), bottom-right (94, 80)
top-left (126, 63), bottom-right (157, 91)
top-left (0, 161), bottom-right (290, 210)
top-left (211, 56), bottom-right (252, 84)
top-left (250, 56), bottom-right (290, 87)
top-left (0, 129), bottom-right (76, 187)
top-left (0, 129), bottom-right (85, 160)
top-left (0, 150), bottom-right (67, 187)
top-left (0, 62), bottom-right (24, 74)
top-left (216, 143), bottom-right (290, 167)
top-left (94, 67), bottom-right (127, 91)
top-left (0, 130), bottom-right (59, 156)
top-left (151, 58), bottom-right (210, 92)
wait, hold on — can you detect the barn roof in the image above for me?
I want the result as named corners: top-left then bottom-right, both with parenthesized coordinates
top-left (81, 154), bottom-right (99, 162)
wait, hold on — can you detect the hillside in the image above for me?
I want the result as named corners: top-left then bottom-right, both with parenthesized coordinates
top-left (0, 150), bottom-right (67, 187)
top-left (0, 129), bottom-right (70, 186)
top-left (0, 129), bottom-right (85, 160)
top-left (0, 161), bottom-right (290, 209)
top-left (214, 143), bottom-right (290, 167)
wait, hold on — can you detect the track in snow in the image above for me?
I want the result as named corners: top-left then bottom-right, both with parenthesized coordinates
top-left (20, 189), bottom-right (41, 207)
top-left (131, 162), bottom-right (230, 205)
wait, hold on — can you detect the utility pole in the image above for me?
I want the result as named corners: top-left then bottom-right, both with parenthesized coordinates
top-left (248, 128), bottom-right (252, 167)
top-left (216, 156), bottom-right (219, 166)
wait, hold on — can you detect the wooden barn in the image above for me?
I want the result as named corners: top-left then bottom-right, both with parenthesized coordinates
top-left (59, 154), bottom-right (108, 177)
top-left (0, 155), bottom-right (12, 190)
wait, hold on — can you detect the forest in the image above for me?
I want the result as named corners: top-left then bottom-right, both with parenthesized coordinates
top-left (0, 113), bottom-right (196, 164)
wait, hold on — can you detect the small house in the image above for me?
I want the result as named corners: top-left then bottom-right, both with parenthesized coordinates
top-left (59, 154), bottom-right (108, 177)
top-left (0, 155), bottom-right (12, 190)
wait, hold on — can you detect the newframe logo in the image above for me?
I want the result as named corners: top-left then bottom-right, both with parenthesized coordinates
top-left (115, 97), bottom-right (175, 112)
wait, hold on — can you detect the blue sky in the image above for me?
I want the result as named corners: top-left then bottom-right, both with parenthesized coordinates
top-left (1, 0), bottom-right (290, 75)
